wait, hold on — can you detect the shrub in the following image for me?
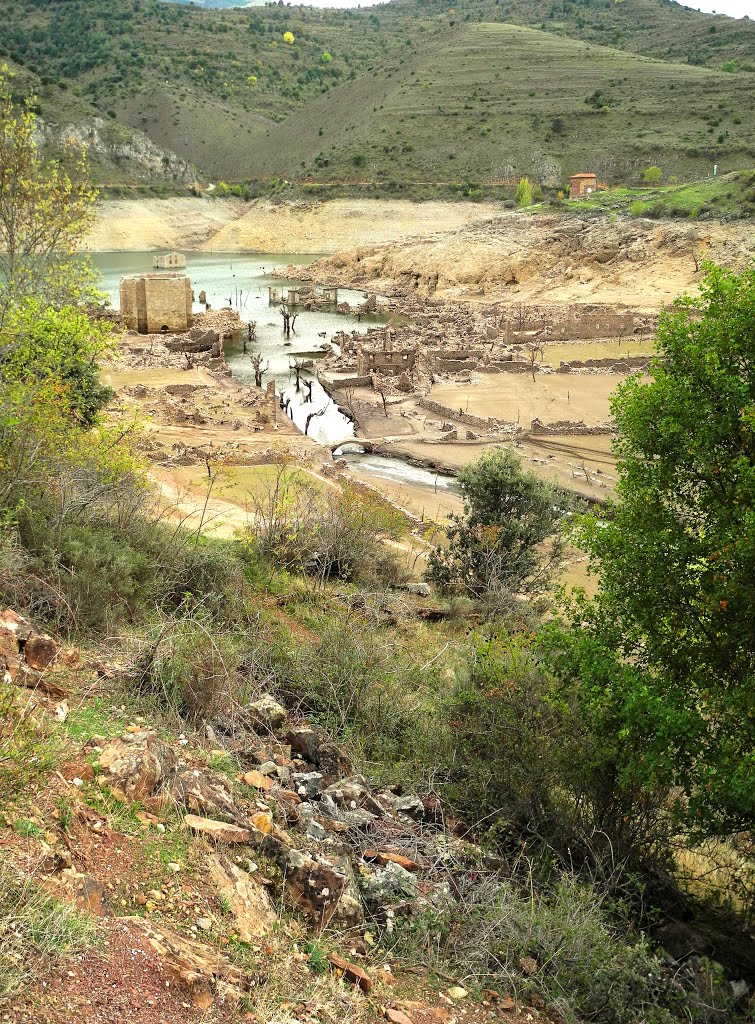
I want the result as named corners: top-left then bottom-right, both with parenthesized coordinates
top-left (426, 447), bottom-right (570, 608)
top-left (642, 165), bottom-right (663, 184)
top-left (0, 864), bottom-right (95, 1004)
top-left (515, 176), bottom-right (533, 207)
top-left (0, 680), bottom-right (60, 799)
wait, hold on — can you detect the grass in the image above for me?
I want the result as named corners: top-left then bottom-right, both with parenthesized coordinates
top-left (0, 864), bottom-right (97, 1004)
top-left (569, 169), bottom-right (755, 218)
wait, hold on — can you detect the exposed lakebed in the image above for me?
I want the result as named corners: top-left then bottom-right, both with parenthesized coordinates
top-left (92, 250), bottom-right (458, 497)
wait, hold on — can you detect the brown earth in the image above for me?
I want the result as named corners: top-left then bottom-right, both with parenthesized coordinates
top-left (85, 198), bottom-right (502, 254)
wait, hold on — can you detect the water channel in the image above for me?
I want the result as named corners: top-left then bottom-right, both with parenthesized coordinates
top-left (92, 251), bottom-right (458, 494)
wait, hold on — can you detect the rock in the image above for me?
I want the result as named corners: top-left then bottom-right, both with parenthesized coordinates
top-left (394, 794), bottom-right (425, 819)
top-left (384, 1010), bottom-right (413, 1024)
top-left (447, 986), bottom-right (468, 1000)
top-left (293, 771), bottom-right (323, 800)
top-left (196, 917), bottom-right (212, 931)
top-left (208, 854), bottom-right (277, 939)
top-left (361, 861), bottom-right (419, 907)
top-left (286, 724), bottom-right (321, 764)
top-left (519, 955), bottom-right (538, 976)
top-left (184, 814), bottom-right (251, 844)
top-left (283, 848), bottom-right (346, 928)
top-left (328, 952), bottom-right (372, 993)
top-left (127, 917), bottom-right (247, 1009)
top-left (316, 740), bottom-right (353, 785)
top-left (307, 820), bottom-right (327, 841)
top-left (363, 850), bottom-right (423, 873)
top-left (240, 769), bottom-right (274, 792)
top-left (70, 875), bottom-right (111, 917)
top-left (98, 729), bottom-right (177, 801)
top-left (245, 693), bottom-right (287, 732)
top-left (24, 632), bottom-right (59, 670)
top-left (170, 768), bottom-right (239, 822)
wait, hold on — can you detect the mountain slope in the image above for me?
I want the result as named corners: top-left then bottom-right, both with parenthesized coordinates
top-left (245, 22), bottom-right (755, 185)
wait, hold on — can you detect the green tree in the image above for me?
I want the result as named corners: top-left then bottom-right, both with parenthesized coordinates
top-left (427, 447), bottom-right (569, 601)
top-left (515, 176), bottom-right (534, 206)
top-left (642, 165), bottom-right (663, 184)
top-left (0, 69), bottom-right (98, 318)
top-left (1, 301), bottom-right (114, 426)
top-left (564, 264), bottom-right (755, 834)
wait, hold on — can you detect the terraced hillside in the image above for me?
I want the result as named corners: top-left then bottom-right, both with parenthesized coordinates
top-left (248, 23), bottom-right (755, 186)
top-left (1, 0), bottom-right (753, 185)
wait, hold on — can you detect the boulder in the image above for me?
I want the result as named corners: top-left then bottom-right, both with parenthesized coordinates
top-left (98, 729), bottom-right (177, 802)
top-left (170, 768), bottom-right (239, 822)
top-left (127, 917), bottom-right (247, 1009)
top-left (286, 724), bottom-right (321, 764)
top-left (24, 632), bottom-right (59, 670)
top-left (361, 861), bottom-right (419, 907)
top-left (283, 848), bottom-right (346, 928)
top-left (292, 771), bottom-right (323, 800)
top-left (207, 854), bottom-right (277, 939)
top-left (245, 692), bottom-right (287, 733)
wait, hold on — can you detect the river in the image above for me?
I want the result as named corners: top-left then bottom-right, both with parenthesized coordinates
top-left (92, 251), bottom-right (458, 494)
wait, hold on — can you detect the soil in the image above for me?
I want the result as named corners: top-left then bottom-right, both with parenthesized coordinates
top-left (85, 198), bottom-right (502, 254)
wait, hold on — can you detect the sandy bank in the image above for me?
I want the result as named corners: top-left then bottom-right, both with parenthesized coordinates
top-left (85, 197), bottom-right (502, 253)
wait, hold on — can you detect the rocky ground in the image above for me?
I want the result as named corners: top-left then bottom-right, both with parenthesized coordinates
top-left (0, 608), bottom-right (536, 1024)
top-left (290, 212), bottom-right (755, 306)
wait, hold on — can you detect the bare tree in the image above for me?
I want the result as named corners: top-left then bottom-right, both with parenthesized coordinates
top-left (280, 304), bottom-right (298, 337)
top-left (526, 342), bottom-right (544, 383)
top-left (304, 405), bottom-right (328, 436)
top-left (249, 351), bottom-right (269, 388)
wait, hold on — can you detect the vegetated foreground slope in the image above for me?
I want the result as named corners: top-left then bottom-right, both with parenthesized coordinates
top-left (248, 23), bottom-right (755, 185)
top-left (1, 0), bottom-right (754, 184)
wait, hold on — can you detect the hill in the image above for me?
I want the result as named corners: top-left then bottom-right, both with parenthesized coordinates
top-left (1, 0), bottom-right (753, 186)
top-left (246, 22), bottom-right (755, 186)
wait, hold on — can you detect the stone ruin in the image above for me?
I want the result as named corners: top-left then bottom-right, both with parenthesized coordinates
top-left (356, 330), bottom-right (417, 377)
top-left (120, 272), bottom-right (194, 335)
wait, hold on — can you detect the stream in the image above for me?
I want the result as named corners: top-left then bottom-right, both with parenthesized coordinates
top-left (92, 251), bottom-right (458, 494)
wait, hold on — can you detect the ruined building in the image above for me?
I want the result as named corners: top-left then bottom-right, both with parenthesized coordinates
top-left (153, 252), bottom-right (187, 269)
top-left (120, 273), bottom-right (194, 334)
top-left (356, 332), bottom-right (416, 376)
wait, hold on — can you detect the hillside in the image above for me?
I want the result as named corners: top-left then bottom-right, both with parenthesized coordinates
top-left (1, 0), bottom-right (753, 186)
top-left (248, 22), bottom-right (755, 185)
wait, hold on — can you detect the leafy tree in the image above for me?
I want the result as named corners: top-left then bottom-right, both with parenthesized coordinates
top-left (427, 447), bottom-right (569, 601)
top-left (561, 264), bottom-right (755, 835)
top-left (0, 69), bottom-right (98, 318)
top-left (0, 301), bottom-right (114, 426)
top-left (515, 176), bottom-right (534, 206)
top-left (642, 165), bottom-right (663, 184)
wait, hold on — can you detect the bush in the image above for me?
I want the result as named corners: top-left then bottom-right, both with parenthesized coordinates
top-left (395, 868), bottom-right (734, 1024)
top-left (426, 447), bottom-right (570, 609)
top-left (247, 464), bottom-right (406, 586)
top-left (0, 680), bottom-right (60, 799)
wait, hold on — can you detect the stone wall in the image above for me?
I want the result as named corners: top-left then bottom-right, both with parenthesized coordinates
top-left (530, 418), bottom-right (616, 435)
top-left (419, 397), bottom-right (522, 433)
top-left (558, 354), bottom-right (651, 372)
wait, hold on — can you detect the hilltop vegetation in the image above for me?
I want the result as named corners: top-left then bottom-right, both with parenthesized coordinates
top-left (249, 22), bottom-right (755, 187)
top-left (0, 0), bottom-right (753, 187)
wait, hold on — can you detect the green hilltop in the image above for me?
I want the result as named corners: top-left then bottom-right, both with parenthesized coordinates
top-left (0, 0), bottom-right (753, 187)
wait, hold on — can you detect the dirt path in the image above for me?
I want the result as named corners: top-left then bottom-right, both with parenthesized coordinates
top-left (85, 197), bottom-right (502, 253)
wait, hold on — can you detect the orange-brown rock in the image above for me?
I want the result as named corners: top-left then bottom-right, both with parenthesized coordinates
top-left (328, 952), bottom-right (372, 993)
top-left (184, 814), bottom-right (251, 844)
top-left (241, 769), bottom-right (274, 792)
top-left (126, 916), bottom-right (247, 1008)
top-left (362, 849), bottom-right (423, 872)
top-left (24, 632), bottom-right (59, 670)
top-left (207, 854), bottom-right (277, 939)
